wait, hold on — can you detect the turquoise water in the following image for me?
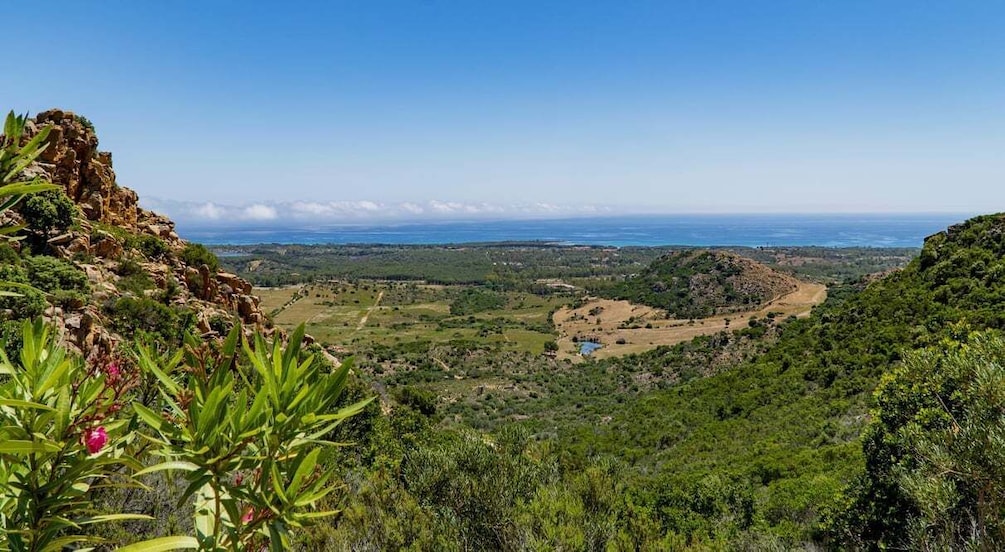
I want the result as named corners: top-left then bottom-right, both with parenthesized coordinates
top-left (180, 213), bottom-right (970, 248)
top-left (580, 342), bottom-right (602, 355)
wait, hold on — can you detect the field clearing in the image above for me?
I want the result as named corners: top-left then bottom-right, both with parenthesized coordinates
top-left (255, 286), bottom-right (304, 315)
top-left (553, 281), bottom-right (827, 361)
top-left (257, 278), bottom-right (826, 359)
top-left (255, 281), bottom-right (567, 354)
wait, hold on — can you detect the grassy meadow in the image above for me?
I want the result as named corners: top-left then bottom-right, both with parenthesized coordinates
top-left (258, 281), bottom-right (568, 355)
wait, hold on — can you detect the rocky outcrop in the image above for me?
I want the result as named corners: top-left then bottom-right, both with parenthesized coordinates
top-left (17, 109), bottom-right (269, 356)
top-left (26, 109), bottom-right (139, 228)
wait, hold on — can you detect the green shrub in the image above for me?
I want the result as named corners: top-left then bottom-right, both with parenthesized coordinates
top-left (115, 257), bottom-right (144, 277)
top-left (18, 190), bottom-right (77, 246)
top-left (155, 275), bottom-right (182, 304)
top-left (118, 273), bottom-right (155, 295)
top-left (74, 113), bottom-right (95, 133)
top-left (0, 319), bottom-right (369, 550)
top-left (208, 314), bottom-right (233, 334)
top-left (838, 331), bottom-right (1005, 549)
top-left (103, 296), bottom-right (193, 344)
top-left (126, 233), bottom-right (171, 260)
top-left (0, 242), bottom-right (19, 264)
top-left (179, 243), bottom-right (219, 272)
top-left (0, 319), bottom-right (23, 360)
top-left (24, 255), bottom-right (89, 295)
top-left (394, 386), bottom-right (438, 416)
top-left (449, 288), bottom-right (505, 315)
top-left (114, 259), bottom-right (154, 297)
top-left (0, 264), bottom-right (46, 320)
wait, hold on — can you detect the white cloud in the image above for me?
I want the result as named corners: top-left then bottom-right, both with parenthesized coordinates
top-left (241, 204), bottom-right (278, 220)
top-left (194, 202), bottom-right (225, 219)
top-left (290, 201), bottom-right (330, 216)
top-left (140, 196), bottom-right (618, 227)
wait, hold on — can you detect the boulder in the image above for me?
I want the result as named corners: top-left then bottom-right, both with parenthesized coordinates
top-left (90, 231), bottom-right (122, 259)
top-left (217, 272), bottom-right (252, 295)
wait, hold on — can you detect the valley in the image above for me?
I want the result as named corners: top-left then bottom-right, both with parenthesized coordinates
top-left (3, 107), bottom-right (999, 550)
top-left (237, 245), bottom-right (897, 439)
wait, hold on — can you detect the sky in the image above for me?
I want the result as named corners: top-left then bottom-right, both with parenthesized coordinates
top-left (5, 1), bottom-right (1005, 223)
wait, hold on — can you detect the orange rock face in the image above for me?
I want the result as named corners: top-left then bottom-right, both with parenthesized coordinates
top-left (28, 109), bottom-right (140, 228)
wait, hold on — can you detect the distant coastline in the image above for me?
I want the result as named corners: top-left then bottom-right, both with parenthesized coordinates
top-left (178, 213), bottom-right (973, 248)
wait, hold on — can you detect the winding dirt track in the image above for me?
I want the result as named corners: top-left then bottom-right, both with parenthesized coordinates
top-left (553, 281), bottom-right (827, 361)
top-left (355, 291), bottom-right (384, 330)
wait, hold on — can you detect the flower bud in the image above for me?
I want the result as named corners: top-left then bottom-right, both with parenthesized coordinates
top-left (83, 427), bottom-right (108, 454)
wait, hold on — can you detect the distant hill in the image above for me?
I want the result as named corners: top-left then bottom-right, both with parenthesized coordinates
top-left (598, 249), bottom-right (799, 318)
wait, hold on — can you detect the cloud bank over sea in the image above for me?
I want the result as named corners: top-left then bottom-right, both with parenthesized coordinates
top-left (143, 198), bottom-right (617, 227)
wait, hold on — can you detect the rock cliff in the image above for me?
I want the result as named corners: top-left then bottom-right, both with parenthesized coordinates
top-left (14, 109), bottom-right (268, 357)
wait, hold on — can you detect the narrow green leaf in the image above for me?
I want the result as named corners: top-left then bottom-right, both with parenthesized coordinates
top-left (78, 513), bottom-right (155, 525)
top-left (0, 440), bottom-right (61, 454)
top-left (270, 462), bottom-right (289, 504)
top-left (177, 473), bottom-right (213, 507)
top-left (115, 536), bottom-right (199, 551)
top-left (288, 448), bottom-right (320, 497)
top-left (132, 403), bottom-right (166, 432)
top-left (0, 399), bottom-right (54, 412)
top-left (134, 461), bottom-right (199, 477)
top-left (0, 181), bottom-right (58, 197)
top-left (137, 346), bottom-right (179, 395)
top-left (45, 535), bottom-right (103, 550)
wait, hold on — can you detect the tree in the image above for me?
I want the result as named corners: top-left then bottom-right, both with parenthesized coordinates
top-left (18, 190), bottom-right (76, 245)
top-left (842, 331), bottom-right (1005, 549)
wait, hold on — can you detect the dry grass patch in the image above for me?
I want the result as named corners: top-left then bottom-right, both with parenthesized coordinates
top-left (553, 281), bottom-right (826, 361)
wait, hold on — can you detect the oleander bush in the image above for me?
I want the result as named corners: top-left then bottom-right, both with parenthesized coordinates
top-left (0, 321), bottom-right (369, 551)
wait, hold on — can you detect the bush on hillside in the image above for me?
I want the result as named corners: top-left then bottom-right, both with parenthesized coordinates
top-left (103, 296), bottom-right (193, 344)
top-left (179, 242), bottom-right (219, 272)
top-left (449, 288), bottom-right (506, 315)
top-left (18, 189), bottom-right (77, 248)
top-left (0, 242), bottom-right (18, 264)
top-left (836, 330), bottom-right (1005, 549)
top-left (126, 233), bottom-right (171, 260)
top-left (24, 254), bottom-right (88, 294)
top-left (0, 263), bottom-right (46, 320)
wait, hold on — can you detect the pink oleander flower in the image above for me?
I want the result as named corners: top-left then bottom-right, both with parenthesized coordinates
top-left (84, 427), bottom-right (108, 454)
top-left (241, 506), bottom-right (255, 524)
top-left (105, 362), bottom-right (121, 383)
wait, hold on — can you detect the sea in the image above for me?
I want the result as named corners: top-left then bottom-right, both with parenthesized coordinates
top-left (180, 213), bottom-right (973, 248)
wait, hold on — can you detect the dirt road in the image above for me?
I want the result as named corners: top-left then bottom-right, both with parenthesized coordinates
top-left (355, 291), bottom-right (385, 330)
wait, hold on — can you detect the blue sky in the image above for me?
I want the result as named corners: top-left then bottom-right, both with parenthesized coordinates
top-left (6, 1), bottom-right (1005, 222)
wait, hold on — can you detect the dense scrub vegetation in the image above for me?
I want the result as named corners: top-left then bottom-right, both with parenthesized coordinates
top-left (565, 214), bottom-right (1005, 546)
top-left (448, 287), bottom-right (507, 315)
top-left (213, 243), bottom-right (916, 287)
top-left (271, 213), bottom-right (1005, 549)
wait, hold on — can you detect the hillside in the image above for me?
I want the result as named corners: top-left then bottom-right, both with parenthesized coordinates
top-left (0, 109), bottom-right (267, 356)
top-left (564, 212), bottom-right (1005, 546)
top-left (597, 249), bottom-right (800, 319)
